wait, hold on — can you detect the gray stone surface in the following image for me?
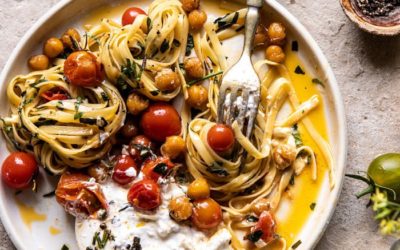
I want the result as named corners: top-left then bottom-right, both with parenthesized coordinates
top-left (0, 0), bottom-right (399, 249)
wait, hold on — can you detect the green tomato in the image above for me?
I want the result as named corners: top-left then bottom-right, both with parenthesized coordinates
top-left (368, 153), bottom-right (400, 200)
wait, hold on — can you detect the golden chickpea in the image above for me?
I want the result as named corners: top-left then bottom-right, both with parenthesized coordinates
top-left (252, 198), bottom-right (271, 216)
top-left (126, 92), bottom-right (149, 115)
top-left (265, 45), bottom-right (285, 63)
top-left (61, 28), bottom-right (81, 49)
top-left (181, 0), bottom-right (199, 12)
top-left (187, 85), bottom-right (208, 110)
top-left (184, 57), bottom-right (204, 79)
top-left (28, 55), bottom-right (50, 71)
top-left (155, 68), bottom-right (181, 92)
top-left (87, 163), bottom-right (108, 183)
top-left (43, 37), bottom-right (64, 58)
top-left (268, 22), bottom-right (286, 46)
top-left (187, 178), bottom-right (210, 200)
top-left (162, 136), bottom-right (186, 159)
top-left (188, 9), bottom-right (207, 31)
top-left (254, 25), bottom-right (268, 46)
top-left (169, 196), bottom-right (193, 221)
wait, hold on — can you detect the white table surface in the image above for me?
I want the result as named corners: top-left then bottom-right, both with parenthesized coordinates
top-left (0, 0), bottom-right (399, 249)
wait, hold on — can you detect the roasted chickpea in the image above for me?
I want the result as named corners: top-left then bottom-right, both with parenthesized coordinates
top-left (268, 22), bottom-right (286, 46)
top-left (61, 28), bottom-right (81, 49)
top-left (187, 178), bottom-right (210, 200)
top-left (188, 9), bottom-right (207, 31)
top-left (252, 198), bottom-right (271, 216)
top-left (87, 163), bottom-right (108, 183)
top-left (155, 68), bottom-right (181, 92)
top-left (169, 196), bottom-right (193, 221)
top-left (187, 85), bottom-right (208, 110)
top-left (126, 92), bottom-right (149, 115)
top-left (161, 136), bottom-right (185, 159)
top-left (28, 55), bottom-right (50, 71)
top-left (120, 118), bottom-right (139, 138)
top-left (191, 198), bottom-right (222, 229)
top-left (184, 57), bottom-right (204, 79)
top-left (43, 37), bottom-right (64, 58)
top-left (181, 0), bottom-right (199, 12)
top-left (254, 25), bottom-right (268, 46)
top-left (265, 45), bottom-right (285, 63)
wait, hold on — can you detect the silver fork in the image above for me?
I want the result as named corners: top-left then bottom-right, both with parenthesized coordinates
top-left (217, 0), bottom-right (263, 138)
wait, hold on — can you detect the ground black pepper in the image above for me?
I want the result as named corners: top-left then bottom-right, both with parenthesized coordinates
top-left (355, 0), bottom-right (400, 17)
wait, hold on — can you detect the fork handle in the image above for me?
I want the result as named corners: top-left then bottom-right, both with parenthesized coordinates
top-left (242, 1), bottom-right (263, 56)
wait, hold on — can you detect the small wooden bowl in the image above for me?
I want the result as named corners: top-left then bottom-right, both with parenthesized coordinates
top-left (340, 0), bottom-right (400, 36)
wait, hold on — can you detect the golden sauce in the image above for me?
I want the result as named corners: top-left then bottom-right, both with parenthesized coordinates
top-left (16, 198), bottom-right (47, 230)
top-left (272, 49), bottom-right (329, 248)
top-left (49, 226), bottom-right (61, 235)
top-left (136, 221), bottom-right (146, 228)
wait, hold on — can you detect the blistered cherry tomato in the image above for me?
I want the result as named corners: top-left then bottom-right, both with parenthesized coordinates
top-left (191, 198), bottom-right (222, 229)
top-left (247, 211), bottom-right (276, 244)
top-left (122, 7), bottom-right (147, 26)
top-left (127, 179), bottom-right (161, 210)
top-left (64, 51), bottom-right (104, 87)
top-left (207, 124), bottom-right (235, 153)
top-left (128, 135), bottom-right (155, 163)
top-left (40, 88), bottom-right (69, 101)
top-left (140, 102), bottom-right (181, 142)
top-left (1, 152), bottom-right (38, 189)
top-left (112, 155), bottom-right (138, 185)
top-left (142, 156), bottom-right (174, 181)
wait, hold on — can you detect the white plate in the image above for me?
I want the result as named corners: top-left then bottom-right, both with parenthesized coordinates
top-left (0, 0), bottom-right (347, 249)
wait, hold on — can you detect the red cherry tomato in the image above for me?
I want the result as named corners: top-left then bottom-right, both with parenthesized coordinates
top-left (191, 198), bottom-right (223, 229)
top-left (127, 179), bottom-right (161, 210)
top-left (64, 51), bottom-right (104, 87)
top-left (248, 211), bottom-right (276, 243)
top-left (140, 102), bottom-right (182, 142)
top-left (122, 7), bottom-right (147, 26)
top-left (142, 156), bottom-right (174, 181)
top-left (1, 152), bottom-right (38, 189)
top-left (112, 155), bottom-right (138, 185)
top-left (207, 124), bottom-right (235, 153)
top-left (41, 88), bottom-right (69, 101)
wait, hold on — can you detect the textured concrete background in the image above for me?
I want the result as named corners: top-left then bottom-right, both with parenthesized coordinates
top-left (0, 0), bottom-right (399, 249)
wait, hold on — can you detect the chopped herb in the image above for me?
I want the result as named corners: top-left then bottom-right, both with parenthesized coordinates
top-left (215, 11), bottom-right (239, 32)
top-left (187, 71), bottom-right (223, 86)
top-left (153, 163), bottom-right (169, 176)
top-left (61, 245), bottom-right (69, 250)
top-left (146, 17), bottom-right (152, 30)
top-left (185, 34), bottom-right (194, 56)
top-left (172, 39), bottom-right (181, 47)
top-left (291, 41), bottom-right (299, 51)
top-left (43, 190), bottom-right (56, 198)
top-left (292, 240), bottom-right (302, 249)
top-left (131, 236), bottom-right (141, 250)
top-left (207, 162), bottom-right (229, 177)
top-left (74, 112), bottom-right (83, 120)
top-left (92, 229), bottom-right (112, 249)
top-left (150, 90), bottom-right (159, 96)
top-left (101, 92), bottom-right (109, 101)
top-left (294, 66), bottom-right (305, 75)
top-left (289, 174), bottom-right (295, 185)
top-left (34, 119), bottom-right (57, 127)
top-left (292, 124), bottom-right (303, 147)
top-left (312, 78), bottom-right (324, 87)
top-left (15, 190), bottom-right (22, 196)
top-left (310, 202), bottom-right (316, 211)
top-left (235, 25), bottom-right (245, 32)
top-left (118, 204), bottom-right (132, 212)
top-left (160, 39), bottom-right (170, 53)
top-left (246, 215), bottom-right (259, 222)
top-left (245, 230), bottom-right (263, 243)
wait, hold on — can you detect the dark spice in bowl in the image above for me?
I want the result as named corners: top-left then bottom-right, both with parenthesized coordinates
top-left (355, 0), bottom-right (399, 17)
